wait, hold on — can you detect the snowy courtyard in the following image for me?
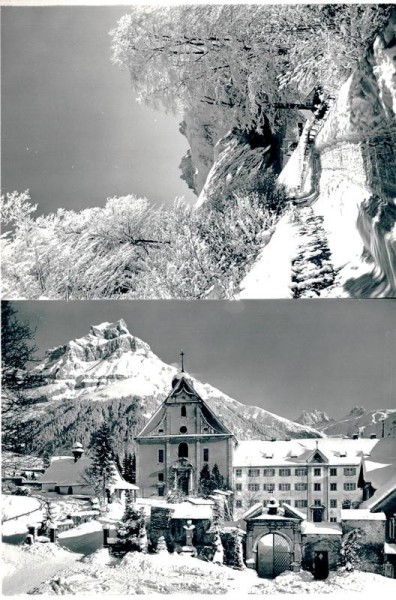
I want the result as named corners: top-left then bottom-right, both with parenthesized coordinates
top-left (2, 542), bottom-right (396, 595)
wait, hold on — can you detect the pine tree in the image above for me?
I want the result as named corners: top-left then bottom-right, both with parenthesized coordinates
top-left (123, 452), bottom-right (136, 484)
top-left (199, 463), bottom-right (212, 497)
top-left (1, 302), bottom-right (45, 452)
top-left (116, 493), bottom-right (147, 553)
top-left (86, 423), bottom-right (117, 507)
top-left (211, 464), bottom-right (225, 491)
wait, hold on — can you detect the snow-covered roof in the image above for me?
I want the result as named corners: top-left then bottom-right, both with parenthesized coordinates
top-left (187, 498), bottom-right (214, 506)
top-left (360, 473), bottom-right (396, 512)
top-left (340, 509), bottom-right (386, 521)
top-left (171, 502), bottom-right (213, 520)
top-left (38, 456), bottom-right (138, 490)
top-left (38, 457), bottom-right (93, 485)
top-left (301, 521), bottom-right (342, 535)
top-left (384, 543), bottom-right (396, 555)
top-left (233, 438), bottom-right (379, 467)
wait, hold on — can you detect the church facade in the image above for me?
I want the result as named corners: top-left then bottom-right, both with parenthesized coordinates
top-left (136, 372), bottom-right (235, 498)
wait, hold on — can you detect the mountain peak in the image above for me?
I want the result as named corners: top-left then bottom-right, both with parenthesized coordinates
top-left (90, 319), bottom-right (130, 339)
top-left (347, 406), bottom-right (366, 417)
top-left (296, 409), bottom-right (332, 427)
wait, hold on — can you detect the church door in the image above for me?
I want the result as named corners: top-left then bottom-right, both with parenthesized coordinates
top-left (178, 471), bottom-right (190, 495)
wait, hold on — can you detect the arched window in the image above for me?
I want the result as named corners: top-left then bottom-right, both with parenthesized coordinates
top-left (178, 442), bottom-right (188, 458)
top-left (181, 405), bottom-right (187, 417)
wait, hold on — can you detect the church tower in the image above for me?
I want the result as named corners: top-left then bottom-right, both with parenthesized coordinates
top-left (136, 356), bottom-right (234, 498)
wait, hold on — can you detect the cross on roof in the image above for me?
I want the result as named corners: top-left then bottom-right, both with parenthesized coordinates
top-left (180, 350), bottom-right (185, 372)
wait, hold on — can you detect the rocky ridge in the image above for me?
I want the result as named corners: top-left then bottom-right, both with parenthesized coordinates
top-left (26, 319), bottom-right (322, 454)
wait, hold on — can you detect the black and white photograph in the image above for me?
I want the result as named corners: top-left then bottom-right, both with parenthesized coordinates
top-left (1, 0), bottom-right (396, 597)
top-left (1, 299), bottom-right (396, 594)
top-left (1, 2), bottom-right (395, 299)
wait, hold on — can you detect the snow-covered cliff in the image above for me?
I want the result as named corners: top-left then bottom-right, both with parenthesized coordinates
top-left (29, 319), bottom-right (322, 442)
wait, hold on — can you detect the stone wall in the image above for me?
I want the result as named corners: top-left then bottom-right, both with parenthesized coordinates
top-left (302, 534), bottom-right (342, 572)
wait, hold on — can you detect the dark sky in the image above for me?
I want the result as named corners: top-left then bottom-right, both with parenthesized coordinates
top-left (1, 6), bottom-right (196, 216)
top-left (12, 299), bottom-right (396, 421)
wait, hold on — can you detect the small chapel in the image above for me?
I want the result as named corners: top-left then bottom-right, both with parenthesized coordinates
top-left (136, 354), bottom-right (235, 498)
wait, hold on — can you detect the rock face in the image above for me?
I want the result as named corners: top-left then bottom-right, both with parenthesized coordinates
top-left (196, 128), bottom-right (275, 209)
top-left (296, 410), bottom-right (333, 428)
top-left (179, 106), bottom-right (233, 196)
top-left (28, 320), bottom-right (322, 447)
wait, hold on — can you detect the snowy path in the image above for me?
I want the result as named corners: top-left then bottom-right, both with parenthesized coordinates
top-left (237, 212), bottom-right (300, 298)
top-left (2, 544), bottom-right (83, 595)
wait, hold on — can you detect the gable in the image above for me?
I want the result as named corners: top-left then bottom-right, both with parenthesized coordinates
top-left (136, 374), bottom-right (232, 439)
top-left (307, 448), bottom-right (328, 464)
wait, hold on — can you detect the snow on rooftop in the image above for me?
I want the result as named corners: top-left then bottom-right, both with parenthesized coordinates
top-left (384, 543), bottom-right (396, 555)
top-left (340, 509), bottom-right (386, 521)
top-left (301, 521), bottom-right (342, 535)
top-left (233, 438), bottom-right (379, 467)
top-left (171, 502), bottom-right (212, 520)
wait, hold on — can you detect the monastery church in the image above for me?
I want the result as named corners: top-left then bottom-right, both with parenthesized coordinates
top-left (136, 361), bottom-right (235, 498)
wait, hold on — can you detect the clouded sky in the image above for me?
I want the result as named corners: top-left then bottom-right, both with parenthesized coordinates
top-left (12, 299), bottom-right (396, 421)
top-left (1, 6), bottom-right (196, 216)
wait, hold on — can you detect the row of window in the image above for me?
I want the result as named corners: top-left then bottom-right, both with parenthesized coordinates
top-left (236, 467), bottom-right (356, 478)
top-left (238, 482), bottom-right (357, 492)
top-left (158, 446), bottom-right (209, 462)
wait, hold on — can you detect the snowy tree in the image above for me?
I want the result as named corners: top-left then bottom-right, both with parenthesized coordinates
top-left (340, 528), bottom-right (363, 571)
top-left (86, 423), bottom-right (117, 508)
top-left (110, 5), bottom-right (391, 129)
top-left (116, 497), bottom-right (147, 553)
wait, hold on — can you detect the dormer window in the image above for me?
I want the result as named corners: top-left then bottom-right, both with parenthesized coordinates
top-left (181, 406), bottom-right (186, 417)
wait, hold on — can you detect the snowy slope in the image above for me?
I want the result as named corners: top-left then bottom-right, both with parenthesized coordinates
top-left (27, 320), bottom-right (321, 442)
top-left (237, 16), bottom-right (396, 299)
top-left (320, 407), bottom-right (396, 438)
top-left (297, 406), bottom-right (396, 438)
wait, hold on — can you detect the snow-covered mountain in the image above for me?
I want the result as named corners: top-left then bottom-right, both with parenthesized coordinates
top-left (27, 319), bottom-right (322, 453)
top-left (296, 406), bottom-right (396, 438)
top-left (296, 410), bottom-right (333, 428)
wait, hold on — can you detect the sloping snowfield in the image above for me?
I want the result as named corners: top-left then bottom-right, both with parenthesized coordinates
top-left (3, 545), bottom-right (395, 596)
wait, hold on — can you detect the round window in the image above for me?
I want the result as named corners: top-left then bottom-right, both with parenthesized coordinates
top-left (180, 426), bottom-right (188, 434)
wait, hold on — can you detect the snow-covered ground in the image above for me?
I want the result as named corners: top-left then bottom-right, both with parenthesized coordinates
top-left (6, 547), bottom-right (393, 596)
top-left (2, 542), bottom-right (83, 595)
top-left (2, 496), bottom-right (44, 536)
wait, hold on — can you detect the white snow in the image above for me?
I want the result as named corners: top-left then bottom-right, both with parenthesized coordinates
top-left (22, 548), bottom-right (396, 596)
top-left (1, 495), bottom-right (44, 535)
top-left (237, 212), bottom-right (300, 298)
top-left (57, 519), bottom-right (103, 539)
top-left (301, 521), bottom-right (342, 535)
top-left (2, 542), bottom-right (83, 595)
top-left (340, 509), bottom-right (386, 521)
